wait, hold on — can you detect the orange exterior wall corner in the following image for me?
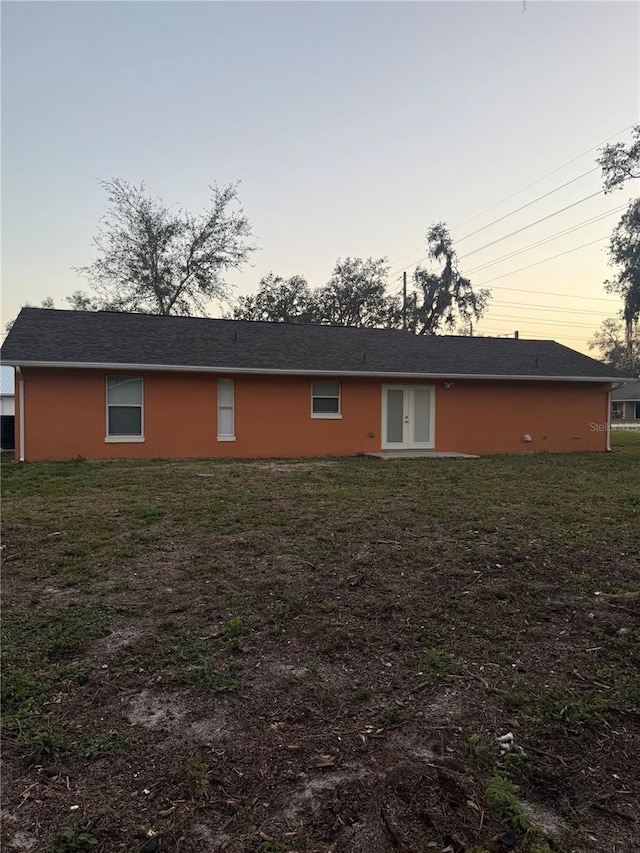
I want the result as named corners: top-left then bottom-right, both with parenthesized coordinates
top-left (15, 367), bottom-right (611, 461)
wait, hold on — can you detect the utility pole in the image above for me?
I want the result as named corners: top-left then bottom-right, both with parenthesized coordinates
top-left (402, 271), bottom-right (407, 331)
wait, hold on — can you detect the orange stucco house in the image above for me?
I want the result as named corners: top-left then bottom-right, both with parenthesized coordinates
top-left (0, 308), bottom-right (630, 462)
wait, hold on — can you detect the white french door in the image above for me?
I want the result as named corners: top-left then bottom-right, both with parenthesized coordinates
top-left (382, 385), bottom-right (435, 450)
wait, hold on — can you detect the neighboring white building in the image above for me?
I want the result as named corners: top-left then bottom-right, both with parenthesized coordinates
top-left (612, 378), bottom-right (640, 421)
top-left (1, 365), bottom-right (15, 449)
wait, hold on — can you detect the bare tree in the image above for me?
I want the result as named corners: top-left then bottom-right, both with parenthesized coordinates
top-left (75, 179), bottom-right (256, 316)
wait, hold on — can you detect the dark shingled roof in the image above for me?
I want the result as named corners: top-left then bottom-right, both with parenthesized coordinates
top-left (612, 379), bottom-right (640, 401)
top-left (0, 308), bottom-right (631, 381)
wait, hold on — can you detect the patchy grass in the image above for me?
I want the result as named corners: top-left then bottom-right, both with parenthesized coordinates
top-left (610, 428), bottom-right (640, 451)
top-left (503, 680), bottom-right (612, 734)
top-left (485, 773), bottom-right (552, 849)
top-left (463, 734), bottom-right (494, 771)
top-left (2, 444), bottom-right (639, 851)
top-left (412, 645), bottom-right (458, 690)
top-left (0, 604), bottom-right (131, 765)
top-left (352, 686), bottom-right (375, 703)
top-left (126, 631), bottom-right (243, 693)
top-left (45, 827), bottom-right (100, 853)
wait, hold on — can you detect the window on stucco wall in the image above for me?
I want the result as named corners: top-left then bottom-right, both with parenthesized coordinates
top-left (106, 376), bottom-right (143, 441)
top-left (217, 379), bottom-right (235, 440)
top-left (311, 381), bottom-right (341, 418)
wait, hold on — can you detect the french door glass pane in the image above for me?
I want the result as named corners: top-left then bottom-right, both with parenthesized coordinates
top-left (412, 389), bottom-right (430, 444)
top-left (386, 389), bottom-right (404, 443)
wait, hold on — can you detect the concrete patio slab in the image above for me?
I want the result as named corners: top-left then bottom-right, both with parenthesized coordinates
top-left (366, 450), bottom-right (478, 459)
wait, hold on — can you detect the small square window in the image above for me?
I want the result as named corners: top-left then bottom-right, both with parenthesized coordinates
top-left (311, 381), bottom-right (341, 418)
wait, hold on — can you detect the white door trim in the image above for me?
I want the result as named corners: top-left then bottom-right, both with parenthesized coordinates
top-left (381, 385), bottom-right (435, 450)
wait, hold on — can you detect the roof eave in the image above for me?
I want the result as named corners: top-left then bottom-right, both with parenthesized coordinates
top-left (1, 359), bottom-right (628, 383)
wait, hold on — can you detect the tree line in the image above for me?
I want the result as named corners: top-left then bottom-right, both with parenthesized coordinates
top-left (231, 226), bottom-right (490, 335)
top-left (20, 178), bottom-right (491, 337)
top-left (7, 125), bottom-right (639, 365)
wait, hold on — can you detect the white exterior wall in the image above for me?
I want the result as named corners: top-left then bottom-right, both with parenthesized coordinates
top-left (0, 395), bottom-right (15, 417)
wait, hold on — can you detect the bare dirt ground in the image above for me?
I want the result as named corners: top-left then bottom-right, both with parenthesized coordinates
top-left (1, 440), bottom-right (639, 852)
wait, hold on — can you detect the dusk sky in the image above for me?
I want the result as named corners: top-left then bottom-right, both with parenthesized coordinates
top-left (2, 1), bottom-right (638, 353)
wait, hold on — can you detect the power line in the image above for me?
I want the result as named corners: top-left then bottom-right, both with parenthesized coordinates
top-left (482, 283), bottom-right (618, 304)
top-left (385, 244), bottom-right (430, 270)
top-left (464, 204), bottom-right (624, 275)
top-left (383, 123), bottom-right (635, 270)
top-left (386, 189), bottom-right (605, 280)
top-left (389, 259), bottom-right (620, 308)
top-left (458, 191), bottom-right (604, 261)
top-left (451, 123), bottom-right (635, 230)
top-left (386, 238), bottom-right (621, 315)
top-left (490, 300), bottom-right (612, 317)
top-left (388, 290), bottom-right (614, 317)
top-left (479, 328), bottom-right (593, 343)
top-left (475, 235), bottom-right (608, 287)
top-left (391, 275), bottom-right (619, 305)
top-left (485, 313), bottom-right (605, 329)
top-left (456, 168), bottom-right (599, 244)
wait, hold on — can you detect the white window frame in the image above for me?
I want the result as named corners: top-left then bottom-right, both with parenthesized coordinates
top-left (105, 376), bottom-right (145, 443)
top-left (311, 380), bottom-right (342, 419)
top-left (217, 378), bottom-right (236, 441)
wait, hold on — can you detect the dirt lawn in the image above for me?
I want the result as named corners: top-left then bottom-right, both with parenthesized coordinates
top-left (1, 436), bottom-right (639, 853)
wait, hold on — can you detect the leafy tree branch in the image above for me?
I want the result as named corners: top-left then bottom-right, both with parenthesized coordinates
top-left (74, 179), bottom-right (256, 316)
